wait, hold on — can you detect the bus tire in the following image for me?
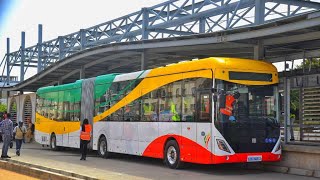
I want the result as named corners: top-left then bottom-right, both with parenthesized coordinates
top-left (164, 140), bottom-right (183, 169)
top-left (98, 136), bottom-right (110, 158)
top-left (50, 134), bottom-right (59, 151)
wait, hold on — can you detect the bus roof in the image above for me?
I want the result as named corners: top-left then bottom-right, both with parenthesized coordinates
top-left (37, 80), bottom-right (83, 94)
top-left (37, 57), bottom-right (278, 93)
top-left (95, 73), bottom-right (120, 85)
top-left (153, 57), bottom-right (277, 74)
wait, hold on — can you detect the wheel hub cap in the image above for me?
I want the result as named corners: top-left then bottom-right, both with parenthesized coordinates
top-left (167, 146), bottom-right (177, 165)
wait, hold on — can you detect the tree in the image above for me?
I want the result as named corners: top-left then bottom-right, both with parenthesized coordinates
top-left (289, 58), bottom-right (320, 120)
top-left (290, 89), bottom-right (299, 120)
top-left (296, 58), bottom-right (320, 69)
top-left (0, 103), bottom-right (7, 112)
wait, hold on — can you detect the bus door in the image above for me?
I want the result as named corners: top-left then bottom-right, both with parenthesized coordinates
top-left (62, 123), bottom-right (69, 147)
top-left (196, 89), bottom-right (212, 163)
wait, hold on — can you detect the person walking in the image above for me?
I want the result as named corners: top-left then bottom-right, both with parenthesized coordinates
top-left (13, 121), bottom-right (27, 156)
top-left (0, 113), bottom-right (13, 158)
top-left (80, 119), bottom-right (92, 160)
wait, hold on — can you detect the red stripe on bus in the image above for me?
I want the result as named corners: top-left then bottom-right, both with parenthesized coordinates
top-left (142, 135), bottom-right (212, 164)
top-left (213, 152), bottom-right (281, 164)
top-left (142, 135), bottom-right (281, 164)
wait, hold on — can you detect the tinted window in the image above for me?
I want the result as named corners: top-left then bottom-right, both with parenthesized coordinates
top-left (229, 71), bottom-right (272, 82)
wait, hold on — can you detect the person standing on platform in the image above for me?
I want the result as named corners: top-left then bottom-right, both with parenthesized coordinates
top-left (80, 119), bottom-right (92, 160)
top-left (0, 113), bottom-right (3, 143)
top-left (0, 113), bottom-right (13, 158)
top-left (25, 118), bottom-right (34, 143)
top-left (13, 121), bottom-right (27, 156)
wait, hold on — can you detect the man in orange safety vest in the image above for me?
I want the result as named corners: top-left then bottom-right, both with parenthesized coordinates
top-left (220, 91), bottom-right (240, 118)
top-left (80, 119), bottom-right (92, 160)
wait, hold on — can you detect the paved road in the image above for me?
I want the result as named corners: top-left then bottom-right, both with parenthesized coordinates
top-left (0, 142), bottom-right (317, 180)
top-left (0, 169), bottom-right (39, 179)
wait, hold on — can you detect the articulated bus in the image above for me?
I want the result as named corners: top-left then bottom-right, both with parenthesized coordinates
top-left (35, 57), bottom-right (281, 168)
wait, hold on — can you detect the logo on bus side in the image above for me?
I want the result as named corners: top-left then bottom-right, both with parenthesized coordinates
top-left (203, 133), bottom-right (211, 149)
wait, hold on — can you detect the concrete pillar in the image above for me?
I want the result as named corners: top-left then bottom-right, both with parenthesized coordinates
top-left (254, 40), bottom-right (264, 60)
top-left (80, 66), bottom-right (85, 79)
top-left (284, 77), bottom-right (291, 143)
top-left (299, 87), bottom-right (303, 141)
top-left (6, 91), bottom-right (9, 108)
top-left (302, 51), bottom-right (306, 74)
top-left (37, 24), bottom-right (43, 73)
top-left (141, 50), bottom-right (147, 70)
top-left (6, 38), bottom-right (10, 85)
top-left (20, 32), bottom-right (25, 82)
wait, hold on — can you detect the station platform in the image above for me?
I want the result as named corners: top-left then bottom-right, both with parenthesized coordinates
top-left (260, 144), bottom-right (320, 178)
top-left (0, 142), bottom-right (147, 180)
top-left (0, 142), bottom-right (318, 179)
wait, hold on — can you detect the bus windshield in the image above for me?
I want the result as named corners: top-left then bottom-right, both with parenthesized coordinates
top-left (215, 80), bottom-right (279, 153)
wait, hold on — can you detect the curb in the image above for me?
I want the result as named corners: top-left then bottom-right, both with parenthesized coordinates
top-left (0, 159), bottom-right (99, 180)
top-left (245, 163), bottom-right (319, 178)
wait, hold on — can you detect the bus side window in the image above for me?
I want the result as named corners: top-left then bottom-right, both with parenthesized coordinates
top-left (198, 93), bottom-right (211, 122)
top-left (182, 78), bottom-right (196, 122)
top-left (124, 98), bottom-right (141, 122)
top-left (142, 90), bottom-right (158, 122)
top-left (159, 80), bottom-right (182, 122)
top-left (196, 78), bottom-right (212, 122)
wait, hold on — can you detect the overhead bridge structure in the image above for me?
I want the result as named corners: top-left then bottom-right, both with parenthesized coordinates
top-left (2, 0), bottom-right (320, 147)
top-left (1, 0), bottom-right (320, 91)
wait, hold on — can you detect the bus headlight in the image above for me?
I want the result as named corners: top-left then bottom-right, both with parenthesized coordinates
top-left (216, 139), bottom-right (231, 153)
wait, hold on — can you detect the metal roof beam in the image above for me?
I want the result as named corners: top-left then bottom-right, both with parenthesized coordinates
top-left (91, 60), bottom-right (139, 77)
top-left (84, 51), bottom-right (139, 69)
top-left (264, 31), bottom-right (320, 45)
top-left (268, 49), bottom-right (320, 62)
top-left (268, 0), bottom-right (320, 9)
top-left (150, 29), bottom-right (195, 36)
top-left (12, 64), bottom-right (38, 68)
top-left (149, 0), bottom-right (255, 30)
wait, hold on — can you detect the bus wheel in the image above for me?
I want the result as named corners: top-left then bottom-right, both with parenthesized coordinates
top-left (164, 140), bottom-right (183, 169)
top-left (50, 134), bottom-right (59, 151)
top-left (98, 136), bottom-right (110, 158)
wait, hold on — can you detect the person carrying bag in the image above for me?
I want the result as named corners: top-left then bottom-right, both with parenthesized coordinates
top-left (13, 122), bottom-right (27, 156)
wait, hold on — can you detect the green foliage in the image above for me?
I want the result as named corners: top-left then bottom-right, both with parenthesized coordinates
top-left (290, 90), bottom-right (299, 111)
top-left (290, 90), bottom-right (299, 120)
top-left (0, 103), bottom-right (7, 112)
top-left (11, 102), bottom-right (17, 110)
top-left (289, 58), bottom-right (320, 120)
top-left (296, 58), bottom-right (320, 69)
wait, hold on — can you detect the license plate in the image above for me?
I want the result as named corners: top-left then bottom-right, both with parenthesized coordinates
top-left (247, 155), bottom-right (262, 162)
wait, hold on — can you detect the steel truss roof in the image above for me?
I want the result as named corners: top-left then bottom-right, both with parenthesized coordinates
top-left (1, 0), bottom-right (320, 88)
